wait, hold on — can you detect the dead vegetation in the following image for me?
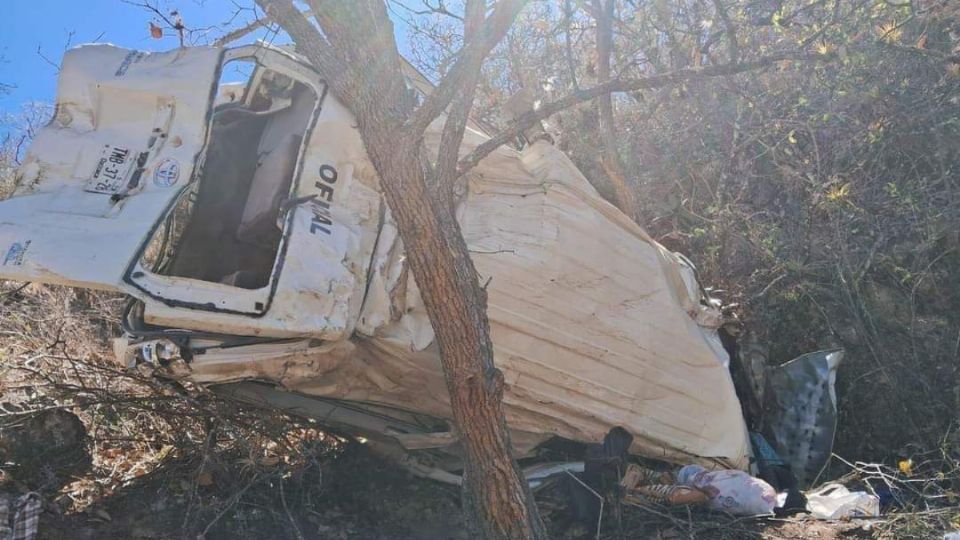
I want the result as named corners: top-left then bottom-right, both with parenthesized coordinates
top-left (466, 0), bottom-right (960, 465)
top-left (1, 0), bottom-right (959, 537)
top-left (0, 283), bottom-right (349, 538)
top-left (1, 282), bottom-right (957, 538)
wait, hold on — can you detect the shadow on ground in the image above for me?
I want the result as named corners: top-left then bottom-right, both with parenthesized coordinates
top-left (30, 443), bottom-right (883, 540)
top-left (38, 443), bottom-right (467, 540)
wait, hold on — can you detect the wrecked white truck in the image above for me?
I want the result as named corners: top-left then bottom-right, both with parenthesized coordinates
top-left (0, 43), bottom-right (840, 485)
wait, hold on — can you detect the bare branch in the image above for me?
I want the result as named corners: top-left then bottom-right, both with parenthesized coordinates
top-left (122, 0), bottom-right (179, 30)
top-left (35, 45), bottom-right (61, 73)
top-left (122, 0), bottom-right (186, 46)
top-left (432, 0), bottom-right (487, 204)
top-left (457, 51), bottom-right (834, 174)
top-left (563, 0), bottom-right (581, 92)
top-left (592, 0), bottom-right (640, 221)
top-left (388, 0), bottom-right (465, 21)
top-left (255, 0), bottom-right (348, 92)
top-left (213, 16), bottom-right (268, 47)
top-left (711, 0), bottom-right (739, 64)
top-left (404, 0), bottom-right (527, 137)
top-left (882, 42), bottom-right (960, 64)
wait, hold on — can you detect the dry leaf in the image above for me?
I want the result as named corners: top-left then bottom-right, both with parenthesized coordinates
top-left (876, 21), bottom-right (903, 44)
top-left (197, 471), bottom-right (214, 486)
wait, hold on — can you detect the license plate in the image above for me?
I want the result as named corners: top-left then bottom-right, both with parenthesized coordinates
top-left (85, 145), bottom-right (135, 194)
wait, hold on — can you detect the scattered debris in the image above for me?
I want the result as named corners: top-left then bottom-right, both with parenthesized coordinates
top-left (805, 483), bottom-right (880, 519)
top-left (0, 492), bottom-right (41, 540)
top-left (2, 42), bottom-right (791, 472)
top-left (763, 349), bottom-right (844, 487)
top-left (0, 410), bottom-right (90, 492)
top-left (621, 464), bottom-right (777, 517)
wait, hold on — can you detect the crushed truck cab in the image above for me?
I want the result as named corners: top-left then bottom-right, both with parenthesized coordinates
top-left (1, 43), bottom-right (819, 475)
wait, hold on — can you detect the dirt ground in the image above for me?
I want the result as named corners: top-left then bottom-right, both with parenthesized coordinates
top-left (1, 285), bottom-right (956, 540)
top-left (17, 443), bottom-right (925, 540)
top-left (32, 443), bottom-right (464, 540)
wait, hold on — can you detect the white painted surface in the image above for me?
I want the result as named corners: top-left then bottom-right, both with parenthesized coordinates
top-left (1, 44), bottom-right (751, 469)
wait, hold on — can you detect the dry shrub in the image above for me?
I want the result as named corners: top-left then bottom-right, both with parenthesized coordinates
top-left (491, 5), bottom-right (960, 464)
top-left (833, 437), bottom-right (960, 539)
top-left (628, 41), bottom-right (960, 462)
top-left (464, 3), bottom-right (960, 534)
top-left (0, 282), bottom-right (342, 536)
top-left (0, 102), bottom-right (51, 199)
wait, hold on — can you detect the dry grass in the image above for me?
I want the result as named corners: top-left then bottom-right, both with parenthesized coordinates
top-left (1, 285), bottom-right (957, 539)
top-left (0, 282), bottom-right (347, 537)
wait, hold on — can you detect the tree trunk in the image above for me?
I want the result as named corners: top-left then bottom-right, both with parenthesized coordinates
top-left (364, 135), bottom-right (548, 540)
top-left (593, 0), bottom-right (641, 222)
top-left (257, 2), bottom-right (547, 538)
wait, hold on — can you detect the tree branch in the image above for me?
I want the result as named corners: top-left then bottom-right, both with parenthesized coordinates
top-left (404, 0), bottom-right (527, 137)
top-left (711, 0), bottom-right (739, 64)
top-left (256, 0), bottom-right (350, 97)
top-left (563, 0), bottom-right (581, 92)
top-left (882, 42), bottom-right (960, 64)
top-left (592, 0), bottom-right (640, 221)
top-left (457, 50), bottom-right (833, 174)
top-left (212, 16), bottom-right (269, 47)
top-left (388, 0), bottom-right (464, 21)
top-left (301, 0), bottom-right (413, 124)
top-left (304, 0), bottom-right (400, 64)
top-left (432, 0), bottom-right (486, 204)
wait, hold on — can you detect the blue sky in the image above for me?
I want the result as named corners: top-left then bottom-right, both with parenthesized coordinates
top-left (3, 0), bottom-right (422, 119)
top-left (2, 0), bottom-right (283, 115)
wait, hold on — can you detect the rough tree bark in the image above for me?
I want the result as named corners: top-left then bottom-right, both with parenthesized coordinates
top-left (252, 3), bottom-right (832, 537)
top-left (592, 0), bottom-right (641, 222)
top-left (256, 1), bottom-right (547, 538)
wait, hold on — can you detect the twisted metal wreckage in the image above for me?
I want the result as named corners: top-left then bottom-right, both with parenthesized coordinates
top-left (0, 43), bottom-right (841, 486)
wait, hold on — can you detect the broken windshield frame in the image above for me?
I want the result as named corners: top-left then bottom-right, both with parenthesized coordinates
top-left (124, 45), bottom-right (328, 317)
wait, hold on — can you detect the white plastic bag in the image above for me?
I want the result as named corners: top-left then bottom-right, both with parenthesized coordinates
top-left (676, 465), bottom-right (777, 516)
top-left (805, 483), bottom-right (879, 519)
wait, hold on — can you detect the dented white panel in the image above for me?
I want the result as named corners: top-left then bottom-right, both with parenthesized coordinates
top-left (346, 133), bottom-right (749, 467)
top-left (0, 45), bottom-right (222, 290)
top-left (467, 141), bottom-right (748, 467)
top-left (4, 44), bottom-right (751, 469)
top-left (141, 52), bottom-right (383, 339)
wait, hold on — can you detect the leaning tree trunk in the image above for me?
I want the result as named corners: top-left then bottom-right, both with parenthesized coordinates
top-left (367, 135), bottom-right (548, 540)
top-left (592, 0), bottom-right (641, 222)
top-left (257, 1), bottom-right (547, 538)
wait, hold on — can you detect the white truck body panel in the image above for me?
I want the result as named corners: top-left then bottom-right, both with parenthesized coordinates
top-left (0, 45), bottom-right (221, 290)
top-left (1, 44), bottom-right (751, 469)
